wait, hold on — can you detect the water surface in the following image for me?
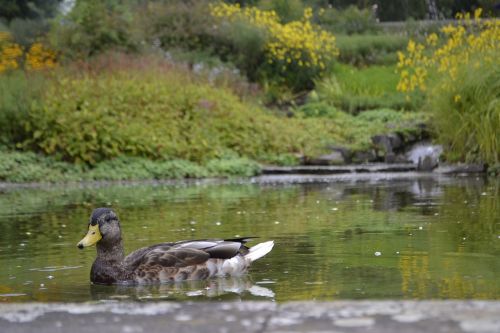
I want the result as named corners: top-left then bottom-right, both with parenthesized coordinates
top-left (0, 175), bottom-right (498, 302)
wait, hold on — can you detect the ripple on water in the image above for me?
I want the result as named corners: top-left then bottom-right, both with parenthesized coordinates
top-left (0, 293), bottom-right (27, 297)
top-left (29, 266), bottom-right (82, 272)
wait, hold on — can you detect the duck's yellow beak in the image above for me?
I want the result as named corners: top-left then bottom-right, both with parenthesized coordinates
top-left (77, 224), bottom-right (102, 249)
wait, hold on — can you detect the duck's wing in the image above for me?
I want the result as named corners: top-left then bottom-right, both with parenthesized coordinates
top-left (124, 238), bottom-right (255, 270)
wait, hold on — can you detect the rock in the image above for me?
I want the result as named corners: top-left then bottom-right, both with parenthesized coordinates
top-left (418, 155), bottom-right (438, 171)
top-left (3, 301), bottom-right (500, 333)
top-left (434, 163), bottom-right (486, 174)
top-left (372, 134), bottom-right (404, 163)
top-left (352, 150), bottom-right (377, 163)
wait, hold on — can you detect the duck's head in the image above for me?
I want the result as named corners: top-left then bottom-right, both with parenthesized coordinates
top-left (77, 208), bottom-right (122, 249)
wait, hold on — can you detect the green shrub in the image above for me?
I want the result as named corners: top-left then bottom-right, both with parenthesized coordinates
top-left (22, 60), bottom-right (346, 165)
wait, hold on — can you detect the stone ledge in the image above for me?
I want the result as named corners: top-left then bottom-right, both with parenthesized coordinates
top-left (262, 164), bottom-right (417, 175)
top-left (1, 301), bottom-right (500, 333)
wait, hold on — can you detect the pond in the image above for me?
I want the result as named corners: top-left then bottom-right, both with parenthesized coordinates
top-left (0, 174), bottom-right (498, 302)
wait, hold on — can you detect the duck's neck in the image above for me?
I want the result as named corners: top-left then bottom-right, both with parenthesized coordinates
top-left (96, 238), bottom-right (125, 263)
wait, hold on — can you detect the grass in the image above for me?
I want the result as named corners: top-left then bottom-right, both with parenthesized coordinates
top-left (429, 56), bottom-right (500, 165)
top-left (314, 64), bottom-right (422, 113)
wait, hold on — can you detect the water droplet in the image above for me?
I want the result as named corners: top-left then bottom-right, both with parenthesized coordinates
top-left (396, 251), bottom-right (400, 254)
top-left (274, 221), bottom-right (280, 224)
top-left (25, 232), bottom-right (31, 235)
top-left (61, 224), bottom-right (66, 228)
top-left (481, 192), bottom-right (487, 196)
top-left (215, 222), bottom-right (221, 226)
top-left (316, 200), bottom-right (320, 204)
top-left (19, 243), bottom-right (25, 247)
top-left (418, 226), bottom-right (423, 230)
top-left (40, 283), bottom-right (45, 287)
top-left (374, 251), bottom-right (381, 256)
top-left (434, 213), bottom-right (439, 216)
top-left (47, 275), bottom-right (54, 279)
top-left (331, 207), bottom-right (338, 211)
top-left (190, 221), bottom-right (197, 225)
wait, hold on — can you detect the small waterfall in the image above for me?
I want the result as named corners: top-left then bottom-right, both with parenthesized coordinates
top-left (406, 143), bottom-right (443, 170)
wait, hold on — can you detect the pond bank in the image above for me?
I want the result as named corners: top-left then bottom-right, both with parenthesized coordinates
top-left (0, 167), bottom-right (491, 190)
top-left (1, 301), bottom-right (500, 333)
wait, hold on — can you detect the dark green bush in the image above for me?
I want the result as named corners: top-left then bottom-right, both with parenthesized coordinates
top-left (144, 0), bottom-right (216, 50)
top-left (50, 0), bottom-right (139, 59)
top-left (319, 5), bottom-right (379, 35)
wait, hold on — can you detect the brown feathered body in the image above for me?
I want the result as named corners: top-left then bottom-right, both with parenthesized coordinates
top-left (79, 208), bottom-right (274, 285)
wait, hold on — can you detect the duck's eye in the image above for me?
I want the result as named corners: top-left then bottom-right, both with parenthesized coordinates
top-left (92, 232), bottom-right (96, 235)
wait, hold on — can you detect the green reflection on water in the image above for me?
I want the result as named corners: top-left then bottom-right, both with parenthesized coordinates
top-left (0, 176), bottom-right (498, 302)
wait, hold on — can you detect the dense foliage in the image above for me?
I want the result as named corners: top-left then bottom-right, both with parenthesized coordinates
top-left (210, 3), bottom-right (338, 91)
top-left (0, 1), bottom-right (498, 181)
top-left (397, 10), bottom-right (500, 164)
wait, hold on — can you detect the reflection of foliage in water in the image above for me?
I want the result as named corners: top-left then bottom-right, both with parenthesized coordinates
top-left (0, 177), bottom-right (499, 302)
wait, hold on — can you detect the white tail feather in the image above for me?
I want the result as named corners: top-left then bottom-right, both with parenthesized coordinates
top-left (245, 241), bottom-right (274, 262)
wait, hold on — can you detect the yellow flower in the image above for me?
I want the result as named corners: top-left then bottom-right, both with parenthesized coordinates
top-left (210, 2), bottom-right (338, 77)
top-left (397, 7), bottom-right (499, 94)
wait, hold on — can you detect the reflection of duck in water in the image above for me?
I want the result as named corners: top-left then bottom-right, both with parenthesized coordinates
top-left (90, 276), bottom-right (275, 301)
top-left (77, 208), bottom-right (274, 285)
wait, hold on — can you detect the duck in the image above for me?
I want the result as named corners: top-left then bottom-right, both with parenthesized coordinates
top-left (77, 208), bottom-right (274, 285)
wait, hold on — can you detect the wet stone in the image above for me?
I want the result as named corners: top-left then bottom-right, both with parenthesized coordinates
top-left (1, 301), bottom-right (500, 333)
